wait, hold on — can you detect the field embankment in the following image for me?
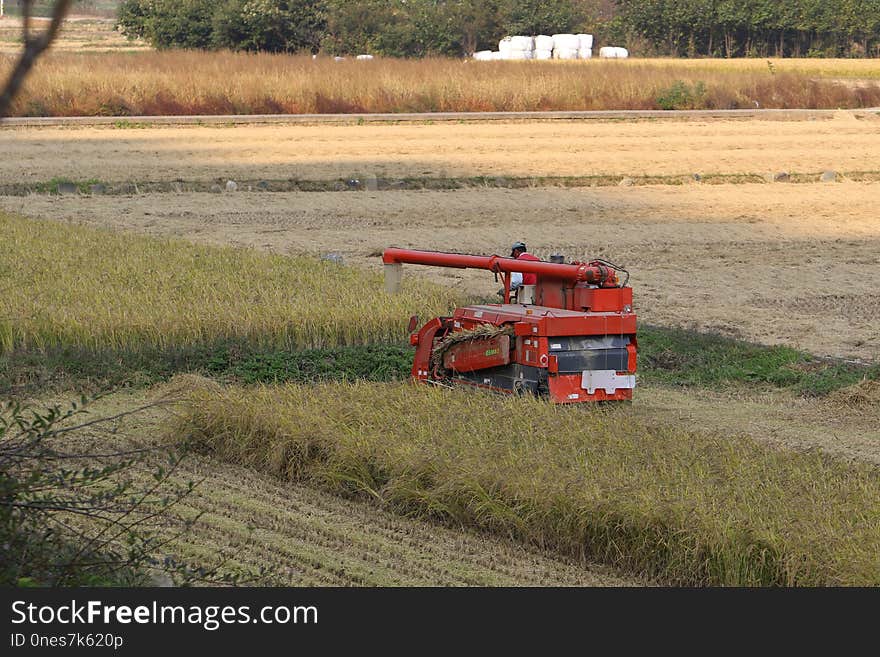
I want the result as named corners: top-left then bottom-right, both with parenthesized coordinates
top-left (171, 377), bottom-right (880, 586)
top-left (3, 53), bottom-right (880, 117)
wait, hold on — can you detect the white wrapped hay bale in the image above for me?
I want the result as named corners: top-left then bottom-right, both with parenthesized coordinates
top-left (553, 48), bottom-right (579, 60)
top-left (535, 35), bottom-right (555, 51)
top-left (356, 54), bottom-right (374, 60)
top-left (600, 46), bottom-right (629, 59)
top-left (491, 51), bottom-right (503, 60)
top-left (552, 34), bottom-right (580, 50)
top-left (578, 48), bottom-right (592, 60)
top-left (534, 49), bottom-right (553, 60)
top-left (577, 34), bottom-right (594, 50)
top-left (503, 50), bottom-right (534, 60)
top-left (473, 50), bottom-right (495, 61)
top-left (500, 35), bottom-right (535, 53)
top-left (514, 35), bottom-right (536, 51)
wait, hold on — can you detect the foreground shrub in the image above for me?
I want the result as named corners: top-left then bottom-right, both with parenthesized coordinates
top-left (1, 396), bottom-right (182, 585)
top-left (171, 378), bottom-right (880, 586)
top-left (655, 80), bottom-right (708, 109)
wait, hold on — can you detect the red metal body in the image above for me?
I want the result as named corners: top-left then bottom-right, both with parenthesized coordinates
top-left (444, 334), bottom-right (512, 372)
top-left (386, 248), bottom-right (637, 403)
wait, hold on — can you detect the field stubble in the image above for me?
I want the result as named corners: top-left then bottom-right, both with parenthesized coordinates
top-left (3, 115), bottom-right (880, 185)
top-left (56, 389), bottom-right (630, 586)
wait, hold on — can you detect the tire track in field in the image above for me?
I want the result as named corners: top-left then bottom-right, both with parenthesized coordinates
top-left (170, 456), bottom-right (629, 586)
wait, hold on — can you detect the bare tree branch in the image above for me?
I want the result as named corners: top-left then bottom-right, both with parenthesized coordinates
top-left (23, 1), bottom-right (33, 43)
top-left (0, 0), bottom-right (72, 118)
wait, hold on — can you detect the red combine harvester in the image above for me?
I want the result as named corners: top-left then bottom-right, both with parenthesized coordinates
top-left (383, 248), bottom-right (637, 403)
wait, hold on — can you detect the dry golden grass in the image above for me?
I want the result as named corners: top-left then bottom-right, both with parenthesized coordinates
top-left (4, 51), bottom-right (880, 116)
top-left (825, 379), bottom-right (880, 414)
top-left (0, 212), bottom-right (461, 355)
top-left (171, 377), bottom-right (880, 586)
top-left (628, 57), bottom-right (880, 79)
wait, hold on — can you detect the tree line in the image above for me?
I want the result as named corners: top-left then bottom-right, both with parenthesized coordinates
top-left (116, 0), bottom-right (593, 55)
top-left (613, 0), bottom-right (880, 58)
top-left (117, 0), bottom-right (880, 57)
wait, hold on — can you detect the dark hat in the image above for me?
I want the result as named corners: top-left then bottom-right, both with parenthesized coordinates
top-left (510, 241), bottom-right (527, 256)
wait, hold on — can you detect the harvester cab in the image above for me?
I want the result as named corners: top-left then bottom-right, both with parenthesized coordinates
top-left (383, 248), bottom-right (637, 404)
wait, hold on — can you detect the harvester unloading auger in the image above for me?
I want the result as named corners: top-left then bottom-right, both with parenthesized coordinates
top-left (383, 248), bottom-right (637, 403)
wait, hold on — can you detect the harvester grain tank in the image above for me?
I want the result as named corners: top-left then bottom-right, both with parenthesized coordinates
top-left (383, 248), bottom-right (637, 403)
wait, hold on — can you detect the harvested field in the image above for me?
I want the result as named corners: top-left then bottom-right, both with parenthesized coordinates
top-left (6, 181), bottom-right (878, 361)
top-left (0, 16), bottom-right (147, 54)
top-left (636, 385), bottom-right (880, 465)
top-left (171, 377), bottom-right (880, 586)
top-left (2, 115), bottom-right (880, 184)
top-left (2, 51), bottom-right (880, 116)
top-left (57, 389), bottom-right (631, 586)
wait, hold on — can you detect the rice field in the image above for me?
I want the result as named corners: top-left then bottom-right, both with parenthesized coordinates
top-left (0, 212), bottom-right (462, 355)
top-left (3, 51), bottom-right (880, 116)
top-left (3, 41), bottom-right (878, 585)
top-left (170, 376), bottom-right (880, 587)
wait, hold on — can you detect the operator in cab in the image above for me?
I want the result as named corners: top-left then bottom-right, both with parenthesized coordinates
top-left (508, 241), bottom-right (541, 301)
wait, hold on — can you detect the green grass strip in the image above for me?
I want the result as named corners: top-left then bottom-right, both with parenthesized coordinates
top-left (4, 326), bottom-right (875, 397)
top-left (638, 325), bottom-right (878, 395)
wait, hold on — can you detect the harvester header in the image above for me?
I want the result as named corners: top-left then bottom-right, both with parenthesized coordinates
top-left (383, 247), bottom-right (638, 404)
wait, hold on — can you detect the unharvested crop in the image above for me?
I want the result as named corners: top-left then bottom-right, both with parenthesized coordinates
top-left (4, 52), bottom-right (880, 116)
top-left (0, 212), bottom-right (461, 356)
top-left (171, 378), bottom-right (880, 586)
